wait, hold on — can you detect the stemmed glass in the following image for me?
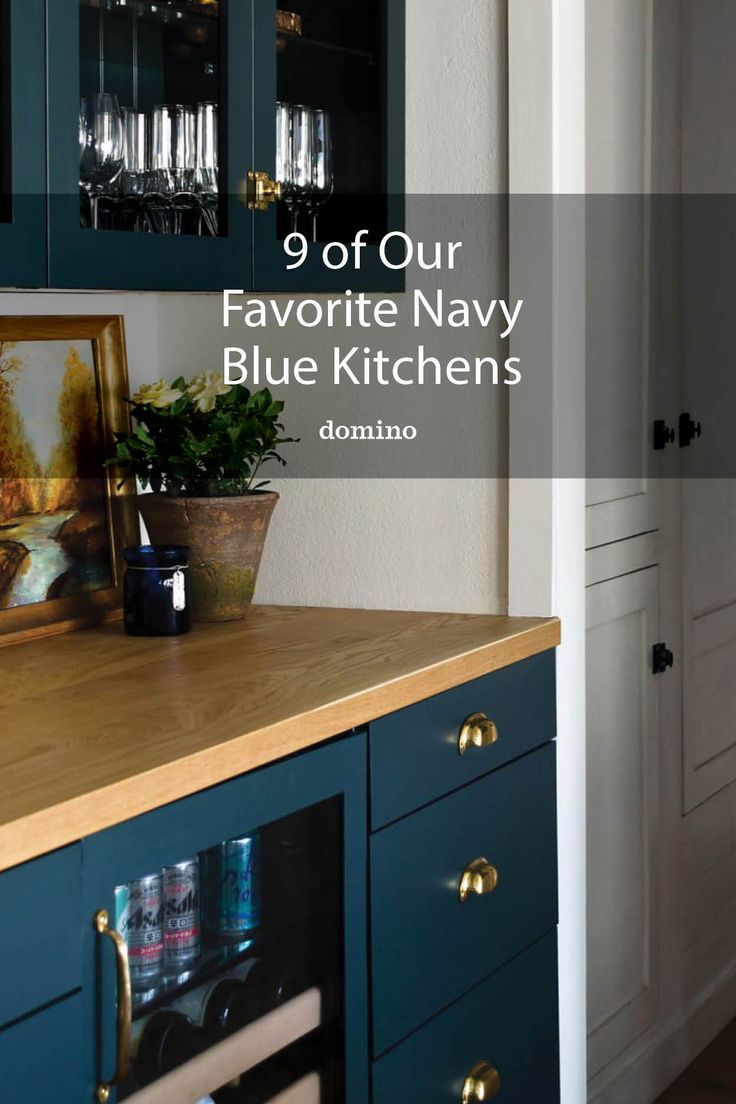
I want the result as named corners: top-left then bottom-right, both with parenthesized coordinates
top-left (150, 104), bottom-right (197, 233)
top-left (196, 102), bottom-right (219, 236)
top-left (79, 94), bottom-right (124, 230)
top-left (121, 108), bottom-right (151, 231)
top-left (306, 108), bottom-right (334, 241)
top-left (279, 103), bottom-right (314, 234)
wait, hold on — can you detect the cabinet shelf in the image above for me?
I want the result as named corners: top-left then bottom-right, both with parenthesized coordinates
top-left (280, 34), bottom-right (376, 65)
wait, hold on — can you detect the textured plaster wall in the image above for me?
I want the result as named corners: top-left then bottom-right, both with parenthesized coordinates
top-left (156, 0), bottom-right (510, 614)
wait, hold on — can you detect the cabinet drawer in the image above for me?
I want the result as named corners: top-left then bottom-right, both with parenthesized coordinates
top-left (371, 744), bottom-right (557, 1054)
top-left (369, 650), bottom-right (556, 829)
top-left (372, 931), bottom-right (559, 1104)
top-left (0, 844), bottom-right (82, 1027)
top-left (0, 993), bottom-right (85, 1103)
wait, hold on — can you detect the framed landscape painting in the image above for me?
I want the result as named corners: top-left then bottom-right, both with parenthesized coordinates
top-left (0, 316), bottom-right (138, 646)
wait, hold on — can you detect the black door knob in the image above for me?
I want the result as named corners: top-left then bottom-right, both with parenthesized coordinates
top-left (679, 412), bottom-right (702, 448)
top-left (653, 420), bottom-right (676, 451)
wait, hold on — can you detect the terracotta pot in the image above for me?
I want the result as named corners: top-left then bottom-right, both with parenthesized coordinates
top-left (138, 493), bottom-right (279, 623)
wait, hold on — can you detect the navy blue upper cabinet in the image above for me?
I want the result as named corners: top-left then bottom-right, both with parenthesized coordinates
top-left (0, 0), bottom-right (47, 287)
top-left (47, 0), bottom-right (253, 291)
top-left (29, 0), bottom-right (404, 292)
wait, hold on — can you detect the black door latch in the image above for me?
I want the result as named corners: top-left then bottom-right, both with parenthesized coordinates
top-left (679, 412), bottom-right (702, 448)
top-left (653, 420), bottom-right (676, 451)
top-left (653, 642), bottom-right (674, 675)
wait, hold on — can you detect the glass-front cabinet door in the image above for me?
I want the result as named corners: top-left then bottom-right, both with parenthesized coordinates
top-left (0, 0), bottom-right (46, 287)
top-left (47, 0), bottom-right (253, 290)
top-left (82, 736), bottom-right (368, 1104)
top-left (253, 0), bottom-right (404, 290)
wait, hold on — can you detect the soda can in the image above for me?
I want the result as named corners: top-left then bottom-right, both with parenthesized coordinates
top-left (163, 858), bottom-right (200, 968)
top-left (115, 874), bottom-right (164, 985)
top-left (213, 835), bottom-right (261, 939)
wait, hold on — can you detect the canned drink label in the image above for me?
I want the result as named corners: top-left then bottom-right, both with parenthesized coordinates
top-left (163, 862), bottom-right (200, 962)
top-left (115, 878), bottom-right (164, 972)
top-left (218, 837), bottom-right (261, 934)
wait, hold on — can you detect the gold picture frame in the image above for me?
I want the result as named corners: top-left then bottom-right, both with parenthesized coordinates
top-left (0, 315), bottom-right (138, 648)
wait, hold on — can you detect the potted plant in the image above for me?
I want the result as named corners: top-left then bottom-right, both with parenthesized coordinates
top-left (108, 372), bottom-right (295, 623)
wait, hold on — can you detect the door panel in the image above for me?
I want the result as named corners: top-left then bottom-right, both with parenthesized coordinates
top-left (252, 0), bottom-right (404, 292)
top-left (0, 0), bottom-right (46, 287)
top-left (586, 567), bottom-right (661, 1077)
top-left (47, 0), bottom-right (253, 290)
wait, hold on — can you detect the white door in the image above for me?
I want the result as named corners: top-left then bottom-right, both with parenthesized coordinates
top-left (585, 0), bottom-right (659, 549)
top-left (679, 0), bottom-right (736, 810)
top-left (586, 567), bottom-right (661, 1078)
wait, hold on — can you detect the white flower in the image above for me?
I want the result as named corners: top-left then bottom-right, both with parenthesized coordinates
top-left (188, 371), bottom-right (229, 414)
top-left (133, 380), bottom-right (184, 409)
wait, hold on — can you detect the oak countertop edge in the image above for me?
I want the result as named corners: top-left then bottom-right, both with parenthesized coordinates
top-left (0, 608), bottom-right (560, 872)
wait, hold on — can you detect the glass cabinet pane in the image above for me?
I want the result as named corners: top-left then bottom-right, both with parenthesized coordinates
top-left (0, 0), bottom-right (11, 226)
top-left (79, 0), bottom-right (223, 237)
top-left (274, 0), bottom-right (384, 244)
top-left (114, 798), bottom-right (344, 1102)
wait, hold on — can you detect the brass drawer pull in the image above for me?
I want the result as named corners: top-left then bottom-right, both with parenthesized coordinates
top-left (459, 858), bottom-right (499, 903)
top-left (458, 713), bottom-right (499, 756)
top-left (462, 1061), bottom-right (501, 1102)
top-left (94, 909), bottom-right (132, 1104)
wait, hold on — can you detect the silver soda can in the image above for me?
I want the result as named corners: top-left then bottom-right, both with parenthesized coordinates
top-left (163, 858), bottom-right (200, 968)
top-left (115, 874), bottom-right (164, 985)
top-left (215, 835), bottom-right (261, 939)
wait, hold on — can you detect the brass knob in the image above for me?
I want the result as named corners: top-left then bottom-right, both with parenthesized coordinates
top-left (459, 858), bottom-right (499, 903)
top-left (458, 713), bottom-right (499, 756)
top-left (462, 1062), bottom-right (501, 1102)
top-left (245, 170), bottom-right (283, 211)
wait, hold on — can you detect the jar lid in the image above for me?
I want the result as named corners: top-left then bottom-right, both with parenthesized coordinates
top-left (124, 545), bottom-right (190, 569)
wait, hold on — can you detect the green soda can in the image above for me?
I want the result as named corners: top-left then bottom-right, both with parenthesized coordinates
top-left (213, 834), bottom-right (261, 940)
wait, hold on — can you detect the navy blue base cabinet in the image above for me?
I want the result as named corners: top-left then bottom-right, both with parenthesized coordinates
top-left (0, 650), bottom-right (559, 1104)
top-left (0, 0), bottom-right (404, 292)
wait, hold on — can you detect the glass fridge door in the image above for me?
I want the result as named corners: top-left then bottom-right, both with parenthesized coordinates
top-left (109, 799), bottom-right (344, 1103)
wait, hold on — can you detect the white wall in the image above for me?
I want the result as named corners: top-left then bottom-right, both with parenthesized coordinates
top-left (0, 0), bottom-right (509, 615)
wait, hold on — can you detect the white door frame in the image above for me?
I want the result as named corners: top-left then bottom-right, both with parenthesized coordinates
top-left (508, 3), bottom-right (587, 1102)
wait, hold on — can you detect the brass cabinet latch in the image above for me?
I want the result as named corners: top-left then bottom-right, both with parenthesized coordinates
top-left (246, 171), bottom-right (282, 211)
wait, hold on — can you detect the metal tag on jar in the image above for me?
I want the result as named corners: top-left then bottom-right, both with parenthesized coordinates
top-left (172, 569), bottom-right (186, 612)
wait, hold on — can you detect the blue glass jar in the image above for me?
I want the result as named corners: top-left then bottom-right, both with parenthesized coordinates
top-left (123, 546), bottom-right (191, 637)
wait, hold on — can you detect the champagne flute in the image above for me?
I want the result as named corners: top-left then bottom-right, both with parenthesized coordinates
top-left (79, 93), bottom-right (124, 230)
top-left (306, 108), bottom-right (334, 242)
top-left (196, 102), bottom-right (218, 236)
top-left (151, 104), bottom-right (196, 233)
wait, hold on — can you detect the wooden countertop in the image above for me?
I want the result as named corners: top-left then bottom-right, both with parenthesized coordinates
top-left (0, 606), bottom-right (560, 872)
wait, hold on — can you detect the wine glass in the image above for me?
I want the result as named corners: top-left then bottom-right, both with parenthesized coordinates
top-left (306, 108), bottom-right (334, 241)
top-left (196, 102), bottom-right (219, 236)
top-left (79, 93), bottom-right (124, 230)
top-left (282, 104), bottom-right (313, 234)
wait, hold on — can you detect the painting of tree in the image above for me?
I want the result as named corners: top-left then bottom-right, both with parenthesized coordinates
top-left (0, 340), bottom-right (112, 610)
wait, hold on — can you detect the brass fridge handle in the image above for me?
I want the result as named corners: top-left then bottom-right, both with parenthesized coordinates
top-left (459, 858), bottom-right (499, 904)
top-left (462, 1061), bottom-right (501, 1102)
top-left (94, 909), bottom-right (132, 1104)
top-left (458, 713), bottom-right (499, 756)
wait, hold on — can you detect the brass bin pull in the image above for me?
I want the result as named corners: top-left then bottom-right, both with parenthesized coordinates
top-left (458, 713), bottom-right (499, 756)
top-left (95, 909), bottom-right (132, 1104)
top-left (462, 1061), bottom-right (501, 1102)
top-left (459, 858), bottom-right (499, 904)
top-left (246, 171), bottom-right (283, 211)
